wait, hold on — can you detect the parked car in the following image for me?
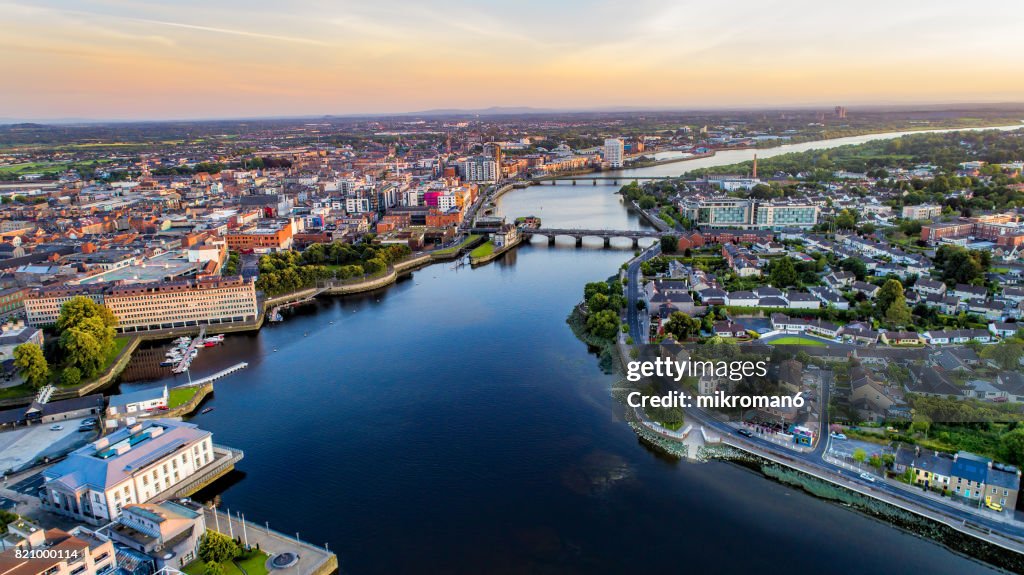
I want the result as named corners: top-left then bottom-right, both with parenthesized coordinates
top-left (49, 424), bottom-right (63, 431)
top-left (830, 432), bottom-right (847, 440)
top-left (859, 472), bottom-right (877, 483)
top-left (82, 418), bottom-right (97, 426)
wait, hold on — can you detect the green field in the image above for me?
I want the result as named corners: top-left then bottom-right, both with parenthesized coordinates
top-left (769, 336), bottom-right (827, 347)
top-left (470, 241), bottom-right (495, 258)
top-left (168, 386), bottom-right (198, 408)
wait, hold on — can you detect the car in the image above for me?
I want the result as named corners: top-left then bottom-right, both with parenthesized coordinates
top-left (49, 424), bottom-right (63, 431)
top-left (77, 425), bottom-right (93, 433)
top-left (985, 497), bottom-right (1003, 512)
top-left (859, 472), bottom-right (877, 483)
top-left (82, 418), bottom-right (97, 426)
top-left (830, 432), bottom-right (847, 440)
top-left (737, 428), bottom-right (753, 437)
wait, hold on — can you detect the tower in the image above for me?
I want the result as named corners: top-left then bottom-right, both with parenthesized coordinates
top-left (752, 154), bottom-right (758, 179)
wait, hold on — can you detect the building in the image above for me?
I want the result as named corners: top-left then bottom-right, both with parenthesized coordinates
top-left (458, 156), bottom-right (498, 182)
top-left (0, 520), bottom-right (116, 575)
top-left (680, 198), bottom-right (818, 230)
top-left (106, 387), bottom-right (168, 419)
top-left (0, 320), bottom-right (42, 364)
top-left (25, 277), bottom-right (258, 333)
top-left (41, 419), bottom-right (217, 524)
top-left (895, 447), bottom-right (1020, 510)
top-left (224, 219), bottom-right (295, 252)
top-left (492, 224), bottom-right (518, 249)
top-left (902, 204), bottom-right (943, 220)
top-left (106, 500), bottom-right (206, 571)
top-left (603, 139), bottom-right (624, 169)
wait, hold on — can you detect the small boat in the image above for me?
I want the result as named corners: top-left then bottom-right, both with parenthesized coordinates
top-left (203, 341), bottom-right (219, 347)
top-left (160, 360), bottom-right (176, 367)
top-left (201, 407), bottom-right (214, 415)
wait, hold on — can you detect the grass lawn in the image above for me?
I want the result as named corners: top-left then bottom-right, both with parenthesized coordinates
top-left (168, 386), bottom-right (198, 408)
top-left (470, 241), bottom-right (495, 258)
top-left (182, 550), bottom-right (269, 575)
top-left (0, 383), bottom-right (35, 401)
top-left (770, 336), bottom-right (827, 347)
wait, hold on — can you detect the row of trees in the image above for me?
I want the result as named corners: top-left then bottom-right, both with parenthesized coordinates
top-left (582, 281), bottom-right (626, 341)
top-left (256, 242), bottom-right (412, 296)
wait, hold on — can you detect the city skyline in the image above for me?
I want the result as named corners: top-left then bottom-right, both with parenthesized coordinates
top-left (3, 0), bottom-right (1024, 120)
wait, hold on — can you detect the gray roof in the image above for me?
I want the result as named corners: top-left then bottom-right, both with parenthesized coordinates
top-left (43, 419), bottom-right (209, 493)
top-left (108, 386), bottom-right (168, 409)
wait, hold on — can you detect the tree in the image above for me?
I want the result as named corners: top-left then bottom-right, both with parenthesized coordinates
top-left (835, 209), bottom-right (858, 230)
top-left (876, 279), bottom-right (905, 315)
top-left (56, 296), bottom-right (118, 334)
top-left (198, 532), bottom-right (240, 564)
top-left (60, 367), bottom-right (81, 387)
top-left (768, 257), bottom-right (799, 288)
top-left (1001, 428), bottom-right (1024, 466)
top-left (660, 235), bottom-right (678, 253)
top-left (981, 341), bottom-right (1024, 371)
top-left (884, 296), bottom-right (912, 328)
top-left (203, 562), bottom-right (225, 575)
top-left (664, 312), bottom-right (701, 340)
top-left (586, 309), bottom-right (621, 341)
top-left (60, 327), bottom-right (105, 377)
top-left (13, 343), bottom-right (48, 389)
top-left (853, 448), bottom-right (867, 464)
top-left (839, 257), bottom-right (868, 281)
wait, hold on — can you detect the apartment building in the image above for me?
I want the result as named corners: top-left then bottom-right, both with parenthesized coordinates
top-left (0, 520), bottom-right (116, 575)
top-left (901, 204), bottom-right (943, 220)
top-left (106, 501), bottom-right (207, 571)
top-left (603, 139), bottom-right (624, 168)
top-left (41, 419), bottom-right (217, 525)
top-left (895, 447), bottom-right (1021, 510)
top-left (680, 198), bottom-right (818, 229)
top-left (25, 276), bottom-right (258, 333)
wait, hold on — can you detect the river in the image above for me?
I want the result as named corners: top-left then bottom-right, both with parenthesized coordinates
top-left (116, 126), bottom-right (1020, 574)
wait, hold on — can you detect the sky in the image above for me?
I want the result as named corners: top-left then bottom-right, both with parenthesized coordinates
top-left (2, 0), bottom-right (1024, 121)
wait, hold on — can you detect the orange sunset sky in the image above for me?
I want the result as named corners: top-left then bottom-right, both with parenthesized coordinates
top-left (2, 0), bottom-right (1023, 120)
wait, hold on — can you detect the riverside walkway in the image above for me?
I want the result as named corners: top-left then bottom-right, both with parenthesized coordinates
top-left (203, 508), bottom-right (338, 575)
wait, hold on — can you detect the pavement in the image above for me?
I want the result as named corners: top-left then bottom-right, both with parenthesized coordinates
top-left (0, 418), bottom-right (93, 474)
top-left (203, 508), bottom-right (336, 575)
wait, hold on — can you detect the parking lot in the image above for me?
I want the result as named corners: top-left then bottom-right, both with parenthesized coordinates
top-left (0, 417), bottom-right (93, 474)
top-left (7, 472), bottom-right (44, 496)
top-left (828, 436), bottom-right (892, 460)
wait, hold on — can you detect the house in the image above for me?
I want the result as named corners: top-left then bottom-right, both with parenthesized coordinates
top-left (914, 279), bottom-right (947, 296)
top-left (785, 292), bottom-right (821, 309)
top-left (697, 288), bottom-right (727, 305)
top-left (923, 329), bottom-right (992, 345)
top-left (824, 271), bottom-right (854, 289)
top-left (808, 286), bottom-right (850, 310)
top-left (880, 331), bottom-right (923, 346)
top-left (841, 327), bottom-right (879, 345)
top-left (990, 322), bottom-right (1020, 339)
top-left (906, 365), bottom-right (961, 397)
top-left (953, 284), bottom-right (988, 300)
top-left (850, 281), bottom-right (880, 299)
top-left (713, 321), bottom-right (747, 338)
top-left (805, 320), bottom-right (841, 339)
top-left (725, 290), bottom-right (758, 307)
top-left (850, 364), bottom-right (903, 421)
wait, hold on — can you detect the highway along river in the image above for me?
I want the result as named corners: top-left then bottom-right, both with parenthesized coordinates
top-left (116, 128), bottom-right (1017, 574)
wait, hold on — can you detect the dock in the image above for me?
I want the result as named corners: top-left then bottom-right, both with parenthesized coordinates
top-left (173, 326), bottom-right (206, 373)
top-left (177, 362), bottom-right (249, 388)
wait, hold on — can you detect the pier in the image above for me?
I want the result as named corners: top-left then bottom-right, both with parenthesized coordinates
top-left (178, 362), bottom-right (249, 388)
top-left (172, 327), bottom-right (205, 373)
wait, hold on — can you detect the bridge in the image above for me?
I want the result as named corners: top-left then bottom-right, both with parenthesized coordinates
top-left (540, 176), bottom-right (676, 185)
top-left (521, 228), bottom-right (664, 248)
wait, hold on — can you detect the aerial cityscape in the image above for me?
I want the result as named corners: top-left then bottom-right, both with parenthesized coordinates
top-left (1, 2), bottom-right (1024, 574)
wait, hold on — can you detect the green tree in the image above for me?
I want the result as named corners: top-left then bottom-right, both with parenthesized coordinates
top-left (586, 309), bottom-right (621, 341)
top-left (981, 341), bottom-right (1024, 370)
top-left (1001, 428), bottom-right (1024, 466)
top-left (13, 343), bottom-right (49, 389)
top-left (660, 235), bottom-right (678, 253)
top-left (56, 296), bottom-right (118, 334)
top-left (835, 209), bottom-right (858, 230)
top-left (60, 366), bottom-right (82, 387)
top-left (876, 279), bottom-right (905, 314)
top-left (853, 448), bottom-right (867, 464)
top-left (60, 327), bottom-right (105, 377)
top-left (768, 257), bottom-right (799, 288)
top-left (198, 532), bottom-right (240, 564)
top-left (885, 296), bottom-right (912, 328)
top-left (203, 562), bottom-right (225, 575)
top-left (664, 312), bottom-right (700, 340)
